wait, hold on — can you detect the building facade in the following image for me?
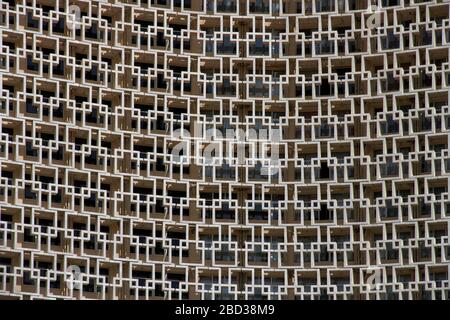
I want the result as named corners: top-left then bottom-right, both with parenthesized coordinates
top-left (0, 0), bottom-right (449, 299)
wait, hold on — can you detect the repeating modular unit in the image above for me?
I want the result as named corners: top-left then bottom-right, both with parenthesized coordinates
top-left (0, 0), bottom-right (450, 300)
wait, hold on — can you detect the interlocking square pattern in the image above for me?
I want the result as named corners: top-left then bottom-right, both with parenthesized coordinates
top-left (0, 0), bottom-right (449, 300)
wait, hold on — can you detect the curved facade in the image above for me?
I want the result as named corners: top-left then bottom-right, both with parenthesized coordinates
top-left (0, 0), bottom-right (450, 300)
